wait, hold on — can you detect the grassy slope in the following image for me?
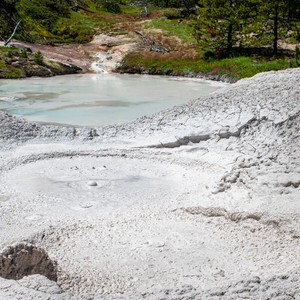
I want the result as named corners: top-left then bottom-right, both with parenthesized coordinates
top-left (120, 53), bottom-right (293, 81)
top-left (120, 13), bottom-right (298, 81)
top-left (15, 2), bottom-right (137, 43)
top-left (143, 17), bottom-right (196, 44)
top-left (0, 47), bottom-right (26, 78)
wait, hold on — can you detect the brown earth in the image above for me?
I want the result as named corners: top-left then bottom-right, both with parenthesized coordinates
top-left (10, 34), bottom-right (138, 73)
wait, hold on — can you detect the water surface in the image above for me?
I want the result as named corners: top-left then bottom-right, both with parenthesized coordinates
top-left (0, 74), bottom-right (224, 126)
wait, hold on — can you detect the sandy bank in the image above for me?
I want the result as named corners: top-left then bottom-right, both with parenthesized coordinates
top-left (0, 68), bottom-right (299, 299)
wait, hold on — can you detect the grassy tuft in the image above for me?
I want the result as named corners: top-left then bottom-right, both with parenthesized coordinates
top-left (143, 17), bottom-right (196, 45)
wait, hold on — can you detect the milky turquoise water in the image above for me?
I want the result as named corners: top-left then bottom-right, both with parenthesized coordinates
top-left (0, 74), bottom-right (224, 126)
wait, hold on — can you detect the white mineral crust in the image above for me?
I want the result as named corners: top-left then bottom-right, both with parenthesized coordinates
top-left (0, 68), bottom-right (299, 299)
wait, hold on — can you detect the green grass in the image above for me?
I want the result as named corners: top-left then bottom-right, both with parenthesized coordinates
top-left (1, 66), bottom-right (25, 78)
top-left (35, 10), bottom-right (117, 43)
top-left (120, 53), bottom-right (294, 81)
top-left (143, 17), bottom-right (196, 45)
top-left (206, 56), bottom-right (292, 79)
top-left (53, 10), bottom-right (117, 43)
top-left (13, 0), bottom-right (125, 44)
top-left (0, 47), bottom-right (26, 78)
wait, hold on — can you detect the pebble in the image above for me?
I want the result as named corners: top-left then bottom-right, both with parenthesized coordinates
top-left (80, 204), bottom-right (93, 208)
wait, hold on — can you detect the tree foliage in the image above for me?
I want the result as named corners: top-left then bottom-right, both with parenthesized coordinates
top-left (254, 0), bottom-right (300, 54)
top-left (0, 0), bottom-right (94, 42)
top-left (193, 0), bottom-right (300, 57)
top-left (17, 0), bottom-right (70, 27)
top-left (194, 0), bottom-right (258, 57)
top-left (0, 0), bottom-right (19, 39)
top-left (0, 0), bottom-right (73, 41)
top-left (94, 0), bottom-right (122, 13)
top-left (33, 50), bottom-right (43, 64)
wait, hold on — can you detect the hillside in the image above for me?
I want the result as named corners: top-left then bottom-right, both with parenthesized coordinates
top-left (0, 0), bottom-right (299, 80)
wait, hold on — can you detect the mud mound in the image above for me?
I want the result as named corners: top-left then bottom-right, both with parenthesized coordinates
top-left (144, 268), bottom-right (300, 299)
top-left (183, 206), bottom-right (279, 227)
top-left (100, 68), bottom-right (300, 147)
top-left (0, 243), bottom-right (57, 281)
top-left (1, 68), bottom-right (299, 149)
top-left (213, 111), bottom-right (300, 198)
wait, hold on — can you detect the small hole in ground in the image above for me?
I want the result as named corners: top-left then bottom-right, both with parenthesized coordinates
top-left (0, 242), bottom-right (57, 281)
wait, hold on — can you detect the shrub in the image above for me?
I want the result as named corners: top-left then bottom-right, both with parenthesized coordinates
top-left (33, 51), bottom-right (43, 64)
top-left (5, 50), bottom-right (14, 59)
top-left (164, 12), bottom-right (183, 20)
top-left (290, 46), bottom-right (300, 67)
top-left (96, 0), bottom-right (121, 13)
top-left (19, 49), bottom-right (28, 58)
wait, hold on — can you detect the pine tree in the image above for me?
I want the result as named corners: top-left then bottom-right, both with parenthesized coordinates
top-left (256, 0), bottom-right (300, 55)
top-left (193, 0), bottom-right (259, 57)
top-left (193, 0), bottom-right (300, 57)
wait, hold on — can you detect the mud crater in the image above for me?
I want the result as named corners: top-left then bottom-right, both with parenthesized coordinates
top-left (0, 242), bottom-right (57, 281)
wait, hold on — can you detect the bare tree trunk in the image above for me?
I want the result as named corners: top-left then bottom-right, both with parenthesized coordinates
top-left (273, 4), bottom-right (279, 55)
top-left (144, 5), bottom-right (149, 17)
top-left (142, 0), bottom-right (149, 17)
top-left (227, 23), bottom-right (233, 55)
top-left (4, 20), bottom-right (21, 46)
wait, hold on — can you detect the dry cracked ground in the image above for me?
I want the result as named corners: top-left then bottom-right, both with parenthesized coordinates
top-left (0, 68), bottom-right (299, 299)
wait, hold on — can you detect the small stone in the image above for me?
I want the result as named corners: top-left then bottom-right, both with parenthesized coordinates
top-left (87, 181), bottom-right (97, 187)
top-left (25, 215), bottom-right (42, 221)
top-left (80, 204), bottom-right (93, 208)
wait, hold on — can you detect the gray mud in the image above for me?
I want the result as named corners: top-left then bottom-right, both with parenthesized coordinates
top-left (0, 68), bottom-right (299, 299)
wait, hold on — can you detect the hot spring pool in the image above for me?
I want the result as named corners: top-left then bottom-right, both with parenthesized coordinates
top-left (0, 74), bottom-right (225, 126)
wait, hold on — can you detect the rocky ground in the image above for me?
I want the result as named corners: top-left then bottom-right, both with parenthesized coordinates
top-left (0, 68), bottom-right (299, 299)
top-left (9, 34), bottom-right (137, 75)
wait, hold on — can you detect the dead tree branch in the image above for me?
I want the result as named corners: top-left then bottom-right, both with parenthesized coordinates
top-left (4, 20), bottom-right (21, 46)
